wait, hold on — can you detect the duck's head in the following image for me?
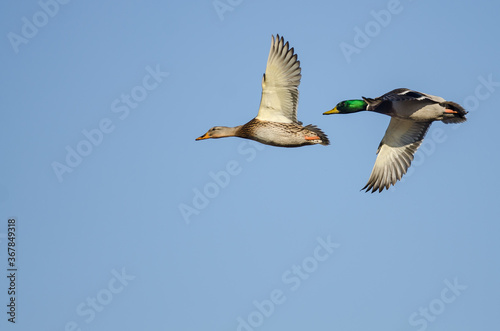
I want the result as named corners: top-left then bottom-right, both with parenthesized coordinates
top-left (323, 100), bottom-right (368, 115)
top-left (195, 126), bottom-right (238, 140)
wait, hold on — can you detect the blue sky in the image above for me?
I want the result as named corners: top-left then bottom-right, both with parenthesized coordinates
top-left (1, 0), bottom-right (499, 330)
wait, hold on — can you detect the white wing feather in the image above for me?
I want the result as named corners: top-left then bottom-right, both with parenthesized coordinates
top-left (363, 118), bottom-right (431, 192)
top-left (255, 35), bottom-right (301, 124)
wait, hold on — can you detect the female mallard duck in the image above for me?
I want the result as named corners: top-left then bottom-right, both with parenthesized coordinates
top-left (324, 88), bottom-right (467, 192)
top-left (196, 35), bottom-right (329, 147)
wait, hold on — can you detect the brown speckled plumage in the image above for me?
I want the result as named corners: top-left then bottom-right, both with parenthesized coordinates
top-left (235, 118), bottom-right (329, 147)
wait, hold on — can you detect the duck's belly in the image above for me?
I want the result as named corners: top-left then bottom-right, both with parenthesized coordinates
top-left (250, 124), bottom-right (304, 147)
top-left (392, 101), bottom-right (444, 122)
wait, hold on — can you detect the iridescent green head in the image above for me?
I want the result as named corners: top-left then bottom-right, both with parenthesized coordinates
top-left (323, 100), bottom-right (368, 115)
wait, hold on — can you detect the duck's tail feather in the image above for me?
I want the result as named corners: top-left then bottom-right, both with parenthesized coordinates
top-left (440, 101), bottom-right (468, 124)
top-left (305, 124), bottom-right (330, 146)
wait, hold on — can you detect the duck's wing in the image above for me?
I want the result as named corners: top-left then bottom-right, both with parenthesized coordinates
top-left (255, 35), bottom-right (301, 124)
top-left (379, 88), bottom-right (445, 103)
top-left (363, 89), bottom-right (446, 113)
top-left (362, 118), bottom-right (431, 193)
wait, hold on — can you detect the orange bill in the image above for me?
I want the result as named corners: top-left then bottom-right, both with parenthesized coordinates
top-left (196, 133), bottom-right (210, 141)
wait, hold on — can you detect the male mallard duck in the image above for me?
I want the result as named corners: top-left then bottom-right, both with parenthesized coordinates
top-left (196, 35), bottom-right (329, 147)
top-left (324, 88), bottom-right (467, 192)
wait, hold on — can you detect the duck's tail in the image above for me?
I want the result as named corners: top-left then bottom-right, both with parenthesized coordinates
top-left (440, 101), bottom-right (468, 124)
top-left (305, 124), bottom-right (330, 146)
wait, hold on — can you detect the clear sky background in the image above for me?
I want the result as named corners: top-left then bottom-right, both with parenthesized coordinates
top-left (1, 1), bottom-right (499, 330)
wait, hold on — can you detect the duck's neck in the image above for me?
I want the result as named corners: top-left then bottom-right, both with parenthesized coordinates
top-left (221, 126), bottom-right (243, 138)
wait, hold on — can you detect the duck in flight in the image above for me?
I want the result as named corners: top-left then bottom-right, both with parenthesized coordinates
top-left (324, 88), bottom-right (467, 192)
top-left (196, 35), bottom-right (329, 147)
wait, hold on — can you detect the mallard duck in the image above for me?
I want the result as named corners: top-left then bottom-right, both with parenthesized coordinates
top-left (324, 88), bottom-right (467, 192)
top-left (196, 35), bottom-right (329, 147)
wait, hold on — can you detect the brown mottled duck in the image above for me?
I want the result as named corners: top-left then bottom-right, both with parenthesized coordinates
top-left (196, 34), bottom-right (329, 147)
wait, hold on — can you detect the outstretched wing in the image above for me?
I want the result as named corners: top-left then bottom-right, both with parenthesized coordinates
top-left (363, 118), bottom-right (431, 193)
top-left (255, 35), bottom-right (301, 124)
